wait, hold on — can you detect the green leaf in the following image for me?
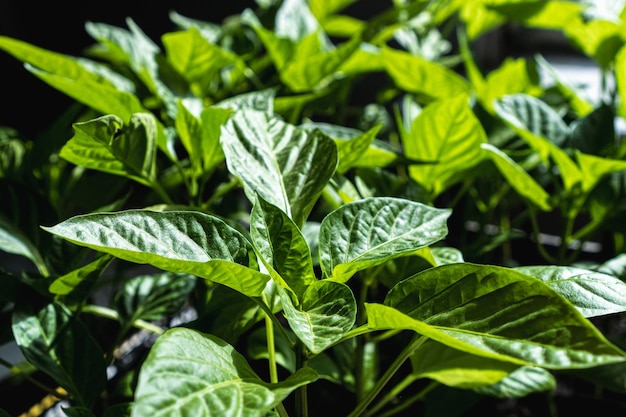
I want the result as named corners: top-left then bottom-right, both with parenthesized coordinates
top-left (114, 272), bottom-right (196, 326)
top-left (251, 195), bottom-right (316, 300)
top-left (49, 254), bottom-right (113, 302)
top-left (280, 35), bottom-right (362, 92)
top-left (163, 27), bottom-right (247, 97)
top-left (515, 265), bottom-right (626, 318)
top-left (370, 263), bottom-right (626, 369)
top-left (12, 301), bottom-right (107, 407)
top-left (60, 113), bottom-right (157, 186)
top-left (479, 57), bottom-right (542, 112)
top-left (0, 36), bottom-right (145, 122)
top-left (410, 340), bottom-right (518, 389)
top-left (493, 94), bottom-right (582, 190)
top-left (474, 366), bottom-right (556, 398)
top-left (334, 124), bottom-right (382, 174)
top-left (132, 328), bottom-right (317, 417)
top-left (563, 17), bottom-right (623, 68)
top-left (63, 407), bottom-right (98, 417)
top-left (319, 197), bottom-right (450, 282)
top-left (403, 94), bottom-right (487, 196)
top-left (42, 210), bottom-right (269, 297)
top-left (381, 46), bottom-right (470, 100)
top-left (481, 143), bottom-right (551, 211)
top-left (309, 0), bottom-right (358, 20)
top-left (279, 280), bottom-right (356, 354)
top-left (0, 214), bottom-right (47, 273)
top-left (576, 151), bottom-right (626, 194)
top-left (221, 109), bottom-right (338, 227)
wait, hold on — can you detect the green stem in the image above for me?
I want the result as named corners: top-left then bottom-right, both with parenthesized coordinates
top-left (372, 380), bottom-right (439, 417)
top-left (81, 304), bottom-right (165, 335)
top-left (0, 357), bottom-right (67, 399)
top-left (528, 208), bottom-right (557, 264)
top-left (346, 336), bottom-right (427, 417)
top-left (295, 342), bottom-right (309, 417)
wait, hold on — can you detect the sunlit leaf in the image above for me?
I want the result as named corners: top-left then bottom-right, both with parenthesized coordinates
top-left (474, 366), bottom-right (556, 398)
top-left (515, 265), bottom-right (626, 318)
top-left (132, 328), bottom-right (317, 417)
top-left (319, 197), bottom-right (450, 282)
top-left (42, 210), bottom-right (269, 296)
top-left (251, 195), bottom-right (316, 300)
top-left (279, 281), bottom-right (356, 354)
top-left (221, 109), bottom-right (337, 227)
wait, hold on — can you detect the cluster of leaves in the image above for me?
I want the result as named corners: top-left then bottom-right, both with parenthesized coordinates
top-left (2, 0), bottom-right (626, 416)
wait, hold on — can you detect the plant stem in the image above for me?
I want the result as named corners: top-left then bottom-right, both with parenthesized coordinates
top-left (346, 336), bottom-right (426, 417)
top-left (0, 357), bottom-right (67, 399)
top-left (373, 380), bottom-right (439, 417)
top-left (81, 304), bottom-right (164, 335)
top-left (295, 342), bottom-right (309, 417)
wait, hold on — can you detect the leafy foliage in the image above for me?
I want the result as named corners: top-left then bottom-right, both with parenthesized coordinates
top-left (2, 1), bottom-right (626, 416)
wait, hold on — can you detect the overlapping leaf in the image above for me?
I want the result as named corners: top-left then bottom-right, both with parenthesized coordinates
top-left (132, 328), bottom-right (317, 417)
top-left (368, 263), bottom-right (626, 369)
top-left (319, 197), bottom-right (450, 282)
top-left (221, 109), bottom-right (337, 227)
top-left (42, 210), bottom-right (269, 296)
top-left (515, 265), bottom-right (626, 318)
top-left (279, 280), bottom-right (356, 354)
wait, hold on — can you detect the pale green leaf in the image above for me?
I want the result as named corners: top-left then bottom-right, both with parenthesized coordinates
top-left (319, 197), bottom-right (450, 282)
top-left (481, 143), bottom-right (551, 211)
top-left (576, 151), bottom-right (626, 194)
top-left (221, 109), bottom-right (337, 227)
top-left (382, 47), bottom-right (470, 100)
top-left (515, 265), bottom-right (626, 318)
top-left (0, 214), bottom-right (47, 272)
top-left (251, 195), bottom-right (316, 300)
top-left (410, 340), bottom-right (518, 389)
top-left (279, 281), bottom-right (356, 354)
top-left (404, 94), bottom-right (488, 196)
top-left (49, 255), bottom-right (113, 300)
top-left (132, 328), bottom-right (317, 417)
top-left (163, 27), bottom-right (247, 97)
top-left (0, 36), bottom-right (145, 122)
top-left (42, 210), bottom-right (269, 296)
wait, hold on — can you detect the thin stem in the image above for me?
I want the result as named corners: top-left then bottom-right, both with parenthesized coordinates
top-left (0, 357), bottom-right (67, 399)
top-left (528, 208), bottom-right (557, 264)
top-left (81, 304), bottom-right (164, 335)
top-left (373, 380), bottom-right (439, 417)
top-left (365, 374), bottom-right (418, 416)
top-left (346, 336), bottom-right (427, 417)
top-left (295, 342), bottom-right (309, 417)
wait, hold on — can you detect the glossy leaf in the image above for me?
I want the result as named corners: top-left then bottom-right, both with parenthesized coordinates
top-left (60, 113), bottom-right (157, 186)
top-left (481, 143), bottom-right (551, 211)
top-left (132, 328), bottom-right (317, 417)
top-left (369, 263), bottom-right (626, 369)
top-left (403, 94), bottom-right (487, 196)
top-left (474, 366), bottom-right (556, 398)
top-left (382, 46), bottom-right (470, 100)
top-left (280, 280), bottom-right (356, 354)
top-left (319, 197), bottom-right (450, 282)
top-left (114, 272), bottom-right (197, 326)
top-left (515, 265), bottom-right (626, 318)
top-left (42, 210), bottom-right (269, 296)
top-left (221, 109), bottom-right (337, 227)
top-left (12, 302), bottom-right (106, 407)
top-left (251, 195), bottom-right (316, 301)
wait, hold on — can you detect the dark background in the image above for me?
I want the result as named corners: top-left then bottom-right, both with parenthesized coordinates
top-left (0, 1), bottom-right (256, 138)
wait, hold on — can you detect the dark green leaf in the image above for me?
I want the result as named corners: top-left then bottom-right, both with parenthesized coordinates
top-left (12, 302), bottom-right (106, 407)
